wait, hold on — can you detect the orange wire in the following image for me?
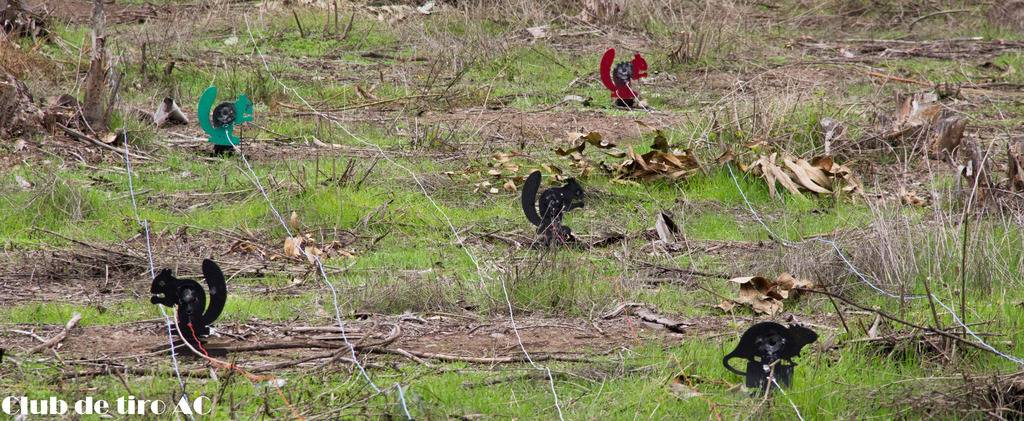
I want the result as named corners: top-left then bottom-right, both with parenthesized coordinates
top-left (183, 321), bottom-right (307, 420)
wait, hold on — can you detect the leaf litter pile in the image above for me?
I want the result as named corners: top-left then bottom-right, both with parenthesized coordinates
top-left (717, 273), bottom-right (815, 316)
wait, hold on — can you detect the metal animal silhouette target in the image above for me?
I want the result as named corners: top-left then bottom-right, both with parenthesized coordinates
top-left (197, 86), bottom-right (254, 154)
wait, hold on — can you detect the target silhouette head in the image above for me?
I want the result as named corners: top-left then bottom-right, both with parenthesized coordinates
top-left (722, 322), bottom-right (817, 391)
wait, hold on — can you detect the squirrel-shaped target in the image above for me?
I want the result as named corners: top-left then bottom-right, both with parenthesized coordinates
top-left (600, 48), bottom-right (648, 108)
top-left (150, 259), bottom-right (227, 348)
top-left (723, 322), bottom-right (818, 391)
top-left (197, 86), bottom-right (254, 155)
top-left (520, 171), bottom-right (585, 246)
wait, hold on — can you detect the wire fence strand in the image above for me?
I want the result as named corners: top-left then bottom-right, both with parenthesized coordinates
top-left (242, 14), bottom-right (565, 420)
top-left (122, 140), bottom-right (193, 420)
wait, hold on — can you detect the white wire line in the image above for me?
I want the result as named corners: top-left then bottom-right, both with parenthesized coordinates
top-left (122, 141), bottom-right (189, 395)
top-left (631, 77), bottom-right (911, 301)
top-left (241, 15), bottom-right (565, 420)
top-left (621, 81), bottom-right (810, 418)
top-left (723, 164), bottom-right (923, 300)
top-left (124, 140), bottom-right (199, 421)
top-left (720, 141), bottom-right (1024, 366)
top-left (232, 143), bottom-right (382, 394)
top-left (619, 81), bottom-right (1024, 368)
top-left (931, 296), bottom-right (1024, 365)
top-left (395, 383), bottom-right (412, 419)
top-left (770, 377), bottom-right (804, 421)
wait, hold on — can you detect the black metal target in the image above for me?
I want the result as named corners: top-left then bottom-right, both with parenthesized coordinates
top-left (723, 322), bottom-right (818, 391)
top-left (613, 62), bottom-right (634, 85)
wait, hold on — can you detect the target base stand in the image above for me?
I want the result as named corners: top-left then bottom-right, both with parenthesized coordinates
top-left (197, 86), bottom-right (254, 154)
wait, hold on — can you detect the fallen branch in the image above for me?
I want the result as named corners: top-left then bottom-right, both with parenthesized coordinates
top-left (371, 348), bottom-right (590, 364)
top-left (249, 350), bottom-right (384, 373)
top-left (25, 313), bottom-right (82, 355)
top-left (601, 303), bottom-right (688, 333)
top-left (285, 93), bottom-right (437, 114)
top-left (634, 307), bottom-right (689, 333)
top-left (61, 365), bottom-right (209, 381)
top-left (798, 288), bottom-right (1012, 358)
top-left (908, 9), bottom-right (971, 29)
top-left (220, 323), bottom-right (401, 353)
top-left (57, 123), bottom-right (149, 160)
top-left (863, 71), bottom-right (932, 87)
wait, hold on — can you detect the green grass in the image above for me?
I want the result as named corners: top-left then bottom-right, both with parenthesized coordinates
top-left (0, 301), bottom-right (152, 326)
top-left (6, 2), bottom-right (1024, 419)
top-left (0, 338), bottom-right (996, 419)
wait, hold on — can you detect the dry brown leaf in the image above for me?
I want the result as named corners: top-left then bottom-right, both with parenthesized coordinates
top-left (554, 131), bottom-right (697, 182)
top-left (750, 154), bottom-right (862, 198)
top-left (753, 153), bottom-right (803, 198)
top-left (749, 155), bottom-right (778, 198)
top-left (289, 211), bottom-right (301, 231)
top-left (284, 237), bottom-right (303, 258)
top-left (822, 160), bottom-right (864, 195)
top-left (802, 159), bottom-right (833, 188)
top-left (304, 245), bottom-right (323, 264)
top-left (668, 375), bottom-right (702, 400)
top-left (811, 156), bottom-right (833, 172)
top-left (555, 142), bottom-right (586, 156)
top-left (775, 272), bottom-right (814, 298)
top-left (783, 156), bottom-right (831, 194)
top-left (900, 189), bottom-right (928, 206)
top-left (730, 276), bottom-right (783, 315)
top-left (727, 273), bottom-right (812, 315)
top-left (503, 180), bottom-right (517, 192)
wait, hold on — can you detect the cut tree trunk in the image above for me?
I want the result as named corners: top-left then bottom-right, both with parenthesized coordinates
top-left (961, 143), bottom-right (994, 206)
top-left (928, 116), bottom-right (967, 159)
top-left (1008, 141), bottom-right (1024, 193)
top-left (81, 0), bottom-right (109, 129)
top-left (0, 70), bottom-right (43, 137)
